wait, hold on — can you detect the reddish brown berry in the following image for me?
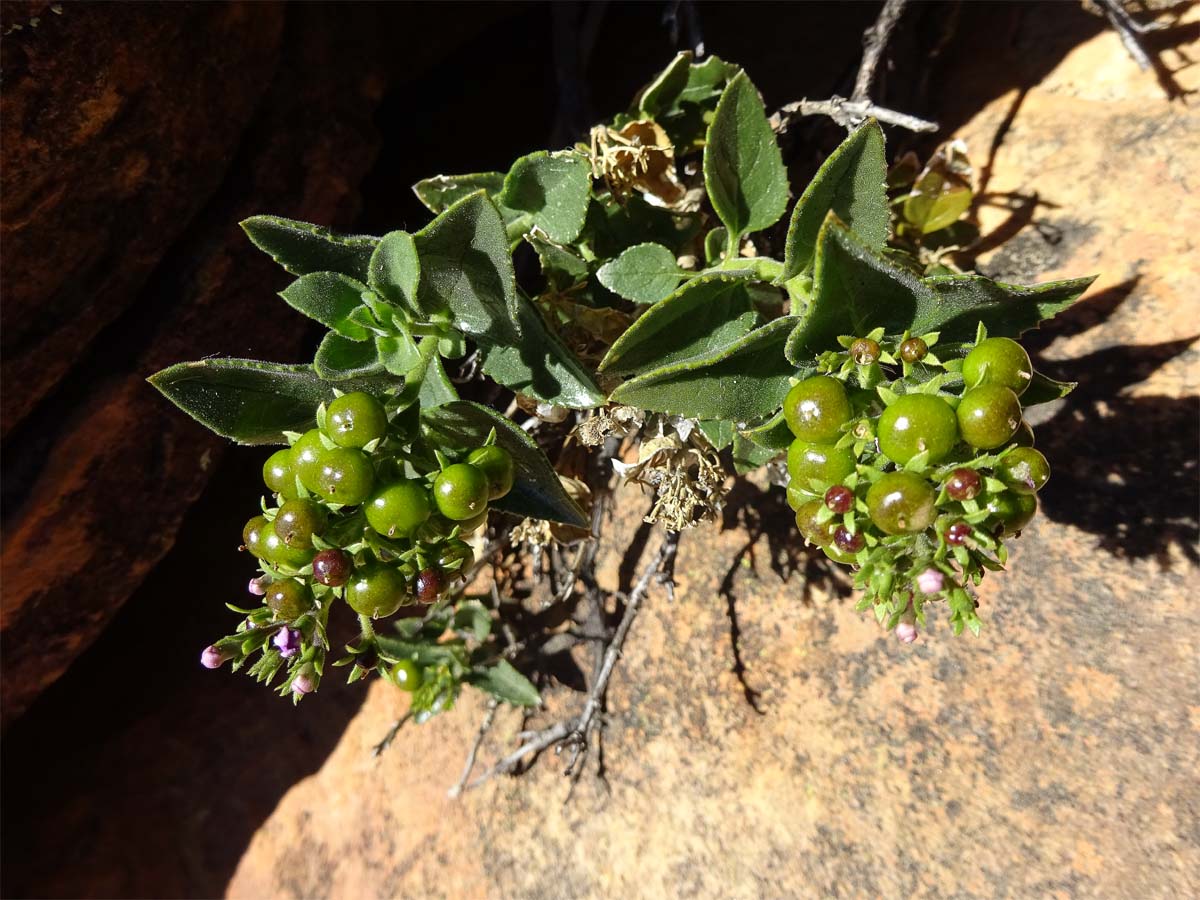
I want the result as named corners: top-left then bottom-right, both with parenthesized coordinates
top-left (312, 549), bottom-right (353, 587)
top-left (414, 568), bottom-right (444, 605)
top-left (899, 337), bottom-right (928, 363)
top-left (945, 468), bottom-right (982, 502)
top-left (945, 521), bottom-right (972, 545)
top-left (850, 338), bottom-right (881, 365)
top-left (833, 526), bottom-right (864, 554)
top-left (824, 485), bottom-right (855, 514)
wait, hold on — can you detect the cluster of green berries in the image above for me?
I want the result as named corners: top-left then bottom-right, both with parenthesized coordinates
top-left (783, 334), bottom-right (1051, 637)
top-left (202, 390), bottom-right (515, 696)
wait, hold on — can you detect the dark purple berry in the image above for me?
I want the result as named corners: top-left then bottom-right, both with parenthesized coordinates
top-left (945, 468), bottom-right (982, 501)
top-left (414, 568), bottom-right (444, 605)
top-left (312, 549), bottom-right (353, 587)
top-left (945, 521), bottom-right (972, 545)
top-left (824, 485), bottom-right (854, 514)
top-left (833, 526), bottom-right (864, 554)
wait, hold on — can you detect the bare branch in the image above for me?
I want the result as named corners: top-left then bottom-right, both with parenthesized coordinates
top-left (447, 699), bottom-right (499, 798)
top-left (371, 711), bottom-right (412, 758)
top-left (852, 0), bottom-right (909, 103)
top-left (773, 97), bottom-right (938, 134)
top-left (1095, 0), bottom-right (1161, 71)
top-left (464, 530), bottom-right (681, 792)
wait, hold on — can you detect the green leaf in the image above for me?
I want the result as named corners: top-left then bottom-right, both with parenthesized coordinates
top-left (240, 215), bottom-right (377, 280)
top-left (739, 407), bottom-right (795, 450)
top-left (595, 242), bottom-right (686, 304)
top-left (498, 150), bottom-right (592, 244)
top-left (638, 52), bottom-right (692, 116)
top-left (698, 420), bottom-right (735, 451)
top-left (526, 233), bottom-right (589, 292)
top-left (609, 317), bottom-right (795, 421)
top-left (703, 71), bottom-right (788, 242)
top-left (314, 332), bottom-right (384, 380)
top-left (465, 659), bottom-right (540, 707)
top-left (479, 294), bottom-right (604, 410)
top-left (1020, 370), bottom-right (1077, 407)
top-left (421, 401), bottom-right (588, 526)
top-left (785, 216), bottom-right (1094, 365)
top-left (412, 191), bottom-right (520, 338)
top-left (376, 333), bottom-right (422, 377)
top-left (920, 273), bottom-right (1095, 344)
top-left (417, 354), bottom-right (459, 408)
top-left (148, 359), bottom-right (390, 445)
top-left (452, 601), bottom-right (492, 641)
top-left (412, 171), bottom-right (506, 215)
top-left (368, 231), bottom-right (421, 314)
top-left (599, 273), bottom-right (760, 376)
top-left (279, 272), bottom-right (373, 340)
top-left (732, 433), bottom-right (780, 474)
top-left (582, 194), bottom-right (698, 258)
top-left (779, 120), bottom-right (888, 280)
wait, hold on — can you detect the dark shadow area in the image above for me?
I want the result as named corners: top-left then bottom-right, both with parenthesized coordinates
top-left (0, 449), bottom-right (368, 899)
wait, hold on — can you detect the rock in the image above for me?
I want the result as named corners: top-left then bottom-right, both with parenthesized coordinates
top-left (0, 4), bottom-right (385, 726)
top-left (226, 10), bottom-right (1200, 900)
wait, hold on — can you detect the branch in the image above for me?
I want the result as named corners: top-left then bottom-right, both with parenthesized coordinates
top-left (447, 699), bottom-right (498, 798)
top-left (773, 97), bottom-right (938, 134)
top-left (1094, 0), bottom-right (1163, 72)
top-left (465, 531), bottom-right (681, 792)
top-left (371, 711), bottom-right (411, 757)
top-left (852, 0), bottom-right (908, 103)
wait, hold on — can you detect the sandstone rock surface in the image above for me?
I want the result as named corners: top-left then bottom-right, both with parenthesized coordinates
top-left (226, 10), bottom-right (1200, 900)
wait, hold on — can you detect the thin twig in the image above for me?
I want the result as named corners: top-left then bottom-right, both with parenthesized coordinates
top-left (447, 699), bottom-right (499, 798)
top-left (371, 711), bottom-right (412, 757)
top-left (465, 531), bottom-right (681, 792)
top-left (773, 97), bottom-right (938, 134)
top-left (852, 0), bottom-right (909, 103)
top-left (1095, 0), bottom-right (1162, 71)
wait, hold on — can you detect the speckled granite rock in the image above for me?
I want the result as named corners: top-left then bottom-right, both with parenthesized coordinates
top-left (226, 11), bottom-right (1200, 900)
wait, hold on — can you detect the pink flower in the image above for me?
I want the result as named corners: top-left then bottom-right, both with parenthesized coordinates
top-left (895, 621), bottom-right (919, 644)
top-left (292, 673), bottom-right (316, 695)
top-left (916, 568), bottom-right (944, 595)
top-left (272, 627), bottom-right (302, 659)
top-left (248, 577), bottom-right (269, 596)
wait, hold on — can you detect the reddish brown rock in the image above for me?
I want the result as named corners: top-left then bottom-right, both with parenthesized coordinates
top-left (227, 11), bottom-right (1200, 900)
top-left (0, 5), bottom-right (386, 725)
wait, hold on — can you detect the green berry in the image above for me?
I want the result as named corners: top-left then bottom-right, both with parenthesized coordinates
top-left (787, 440), bottom-right (856, 492)
top-left (437, 539), bottom-right (475, 573)
top-left (963, 337), bottom-right (1033, 396)
top-left (794, 499), bottom-right (838, 547)
top-left (786, 481), bottom-right (807, 512)
top-left (243, 515), bottom-right (270, 559)
top-left (262, 529), bottom-right (314, 569)
top-left (365, 479), bottom-right (432, 538)
top-left (866, 472), bottom-right (936, 535)
top-left (466, 445), bottom-right (515, 500)
top-left (273, 499), bottom-right (327, 549)
top-left (1013, 420), bottom-right (1036, 447)
top-left (783, 376), bottom-right (852, 443)
top-left (987, 491), bottom-right (1037, 535)
top-left (265, 580), bottom-right (312, 620)
top-left (292, 429), bottom-right (330, 492)
top-left (263, 448), bottom-right (300, 500)
top-left (433, 463), bottom-right (489, 521)
top-left (822, 544), bottom-right (860, 565)
top-left (313, 448), bottom-right (374, 505)
top-left (455, 507), bottom-right (489, 535)
top-left (957, 385), bottom-right (1023, 449)
top-left (995, 447), bottom-right (1050, 494)
top-left (326, 392), bottom-right (388, 448)
top-left (390, 659), bottom-right (424, 692)
top-left (347, 562), bottom-right (407, 618)
top-left (877, 394), bottom-right (959, 464)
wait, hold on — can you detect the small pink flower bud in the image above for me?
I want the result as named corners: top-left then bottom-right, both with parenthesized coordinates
top-left (895, 621), bottom-right (919, 644)
top-left (916, 568), bottom-right (944, 595)
top-left (248, 576), bottom-right (269, 596)
top-left (200, 645), bottom-right (229, 669)
top-left (292, 672), bottom-right (316, 695)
